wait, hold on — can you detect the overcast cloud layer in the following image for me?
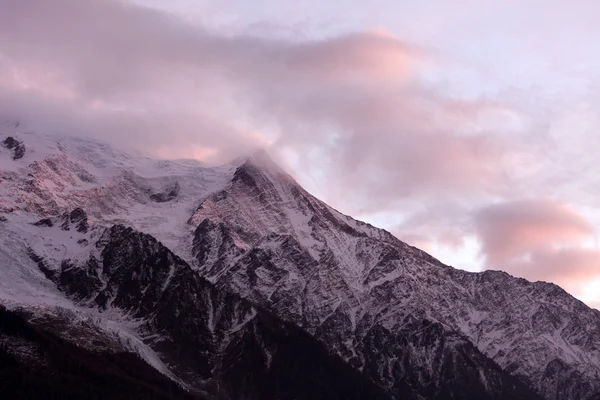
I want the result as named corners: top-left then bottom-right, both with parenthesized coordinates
top-left (1, 0), bottom-right (599, 307)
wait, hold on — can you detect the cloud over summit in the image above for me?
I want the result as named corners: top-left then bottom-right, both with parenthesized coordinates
top-left (1, 0), bottom-right (600, 307)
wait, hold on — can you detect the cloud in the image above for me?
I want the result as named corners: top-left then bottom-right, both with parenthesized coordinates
top-left (473, 199), bottom-right (600, 292)
top-left (475, 199), bottom-right (594, 262)
top-left (506, 247), bottom-right (600, 291)
top-left (0, 85), bottom-right (260, 162)
top-left (391, 201), bottom-right (470, 249)
top-left (0, 0), bottom-right (437, 164)
top-left (0, 0), bottom-right (418, 97)
top-left (0, 0), bottom-right (524, 186)
top-left (1, 0), bottom-right (600, 310)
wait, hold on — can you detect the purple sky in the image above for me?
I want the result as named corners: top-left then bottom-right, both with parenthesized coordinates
top-left (1, 0), bottom-right (600, 308)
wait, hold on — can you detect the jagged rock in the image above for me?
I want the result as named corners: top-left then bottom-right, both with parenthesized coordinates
top-left (39, 225), bottom-right (393, 400)
top-left (3, 132), bottom-right (600, 400)
top-left (150, 182), bottom-right (180, 203)
top-left (33, 218), bottom-right (53, 227)
top-left (69, 207), bottom-right (89, 233)
top-left (26, 247), bottom-right (57, 281)
top-left (188, 156), bottom-right (600, 400)
top-left (78, 171), bottom-right (96, 183)
top-left (57, 208), bottom-right (89, 232)
top-left (60, 213), bottom-right (71, 231)
top-left (2, 136), bottom-right (26, 160)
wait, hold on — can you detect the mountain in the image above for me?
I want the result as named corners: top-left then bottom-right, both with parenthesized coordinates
top-left (0, 125), bottom-right (599, 399)
top-left (0, 128), bottom-right (390, 399)
top-left (189, 155), bottom-right (600, 400)
top-left (33, 222), bottom-right (391, 400)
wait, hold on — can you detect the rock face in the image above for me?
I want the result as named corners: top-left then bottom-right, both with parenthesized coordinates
top-left (1, 131), bottom-right (600, 399)
top-left (59, 208), bottom-right (89, 233)
top-left (188, 155), bottom-right (600, 400)
top-left (2, 136), bottom-right (26, 160)
top-left (150, 182), bottom-right (180, 203)
top-left (37, 224), bottom-right (392, 400)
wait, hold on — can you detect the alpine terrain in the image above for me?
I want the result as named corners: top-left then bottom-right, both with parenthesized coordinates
top-left (1, 122), bottom-right (599, 399)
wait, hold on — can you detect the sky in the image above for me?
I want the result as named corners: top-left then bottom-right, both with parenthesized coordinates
top-left (1, 0), bottom-right (600, 308)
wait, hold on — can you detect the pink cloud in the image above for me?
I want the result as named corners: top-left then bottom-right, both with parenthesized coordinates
top-left (267, 30), bottom-right (421, 82)
top-left (475, 199), bottom-right (593, 263)
top-left (0, 0), bottom-right (420, 98)
top-left (0, 0), bottom-right (431, 162)
top-left (505, 247), bottom-right (600, 291)
top-left (473, 199), bottom-right (600, 296)
top-left (0, 0), bottom-right (520, 205)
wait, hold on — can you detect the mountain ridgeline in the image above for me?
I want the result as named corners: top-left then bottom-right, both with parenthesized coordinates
top-left (0, 130), bottom-right (599, 399)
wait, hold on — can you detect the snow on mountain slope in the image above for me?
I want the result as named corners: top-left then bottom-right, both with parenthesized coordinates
top-left (0, 128), bottom-right (235, 263)
top-left (189, 153), bottom-right (412, 291)
top-left (0, 127), bottom-right (598, 399)
top-left (2, 218), bottom-right (392, 399)
top-left (0, 127), bottom-right (233, 392)
top-left (0, 128), bottom-right (393, 400)
top-left (0, 211), bottom-right (184, 384)
top-left (188, 155), bottom-right (600, 400)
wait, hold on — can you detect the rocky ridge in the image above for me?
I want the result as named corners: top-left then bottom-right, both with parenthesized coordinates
top-left (188, 155), bottom-right (600, 400)
top-left (0, 128), bottom-right (599, 399)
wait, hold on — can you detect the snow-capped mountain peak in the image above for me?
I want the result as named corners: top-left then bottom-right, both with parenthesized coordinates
top-left (1, 129), bottom-right (600, 399)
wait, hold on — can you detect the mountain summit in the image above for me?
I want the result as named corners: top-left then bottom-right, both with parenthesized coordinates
top-left (1, 130), bottom-right (599, 399)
